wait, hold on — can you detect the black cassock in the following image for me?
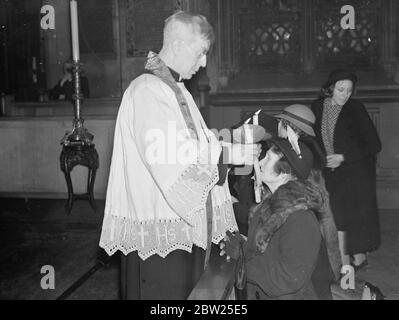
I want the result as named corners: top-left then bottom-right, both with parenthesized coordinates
top-left (120, 245), bottom-right (205, 300)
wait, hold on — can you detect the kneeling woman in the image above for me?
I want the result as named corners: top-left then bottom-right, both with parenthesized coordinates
top-left (224, 138), bottom-right (332, 299)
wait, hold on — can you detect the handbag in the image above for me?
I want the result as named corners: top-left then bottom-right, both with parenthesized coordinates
top-left (234, 240), bottom-right (247, 300)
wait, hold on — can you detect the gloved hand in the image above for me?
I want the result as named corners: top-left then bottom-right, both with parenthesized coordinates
top-left (219, 231), bottom-right (247, 261)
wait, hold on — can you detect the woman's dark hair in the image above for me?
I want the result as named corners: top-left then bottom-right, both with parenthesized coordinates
top-left (320, 80), bottom-right (357, 98)
top-left (268, 145), bottom-right (296, 178)
top-left (320, 69), bottom-right (358, 98)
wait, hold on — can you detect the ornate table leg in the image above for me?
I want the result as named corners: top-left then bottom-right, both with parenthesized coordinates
top-left (61, 148), bottom-right (73, 215)
top-left (88, 167), bottom-right (97, 212)
top-left (63, 163), bottom-right (74, 215)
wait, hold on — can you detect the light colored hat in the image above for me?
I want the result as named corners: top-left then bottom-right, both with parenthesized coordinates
top-left (275, 104), bottom-right (316, 137)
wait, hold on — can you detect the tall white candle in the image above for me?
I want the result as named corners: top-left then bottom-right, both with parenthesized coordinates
top-left (253, 108), bottom-right (262, 203)
top-left (253, 109), bottom-right (261, 125)
top-left (253, 114), bottom-right (258, 125)
top-left (70, 0), bottom-right (80, 61)
top-left (244, 124), bottom-right (252, 144)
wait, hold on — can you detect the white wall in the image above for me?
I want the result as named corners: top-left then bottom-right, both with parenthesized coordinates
top-left (0, 116), bottom-right (115, 199)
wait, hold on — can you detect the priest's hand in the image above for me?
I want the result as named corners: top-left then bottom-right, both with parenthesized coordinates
top-left (227, 143), bottom-right (261, 166)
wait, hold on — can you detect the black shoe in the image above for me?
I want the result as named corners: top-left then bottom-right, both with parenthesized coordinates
top-left (364, 282), bottom-right (387, 300)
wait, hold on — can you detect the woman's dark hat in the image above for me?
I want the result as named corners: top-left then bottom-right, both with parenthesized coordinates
top-left (323, 69), bottom-right (358, 89)
top-left (299, 136), bottom-right (326, 170)
top-left (269, 138), bottom-right (314, 180)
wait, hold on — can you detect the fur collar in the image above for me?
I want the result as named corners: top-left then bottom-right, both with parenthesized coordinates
top-left (253, 179), bottom-right (324, 253)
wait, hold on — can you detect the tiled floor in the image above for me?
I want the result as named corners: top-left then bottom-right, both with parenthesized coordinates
top-left (0, 198), bottom-right (398, 300)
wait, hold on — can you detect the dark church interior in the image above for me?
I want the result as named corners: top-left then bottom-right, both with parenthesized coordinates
top-left (1, 0), bottom-right (399, 300)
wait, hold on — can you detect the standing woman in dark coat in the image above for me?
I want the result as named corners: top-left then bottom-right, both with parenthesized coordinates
top-left (311, 69), bottom-right (382, 270)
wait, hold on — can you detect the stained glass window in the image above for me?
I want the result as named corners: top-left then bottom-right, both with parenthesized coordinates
top-left (313, 0), bottom-right (381, 69)
top-left (239, 0), bottom-right (301, 72)
top-left (234, 0), bottom-right (384, 73)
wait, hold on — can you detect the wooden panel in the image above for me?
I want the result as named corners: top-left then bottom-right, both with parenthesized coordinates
top-left (378, 103), bottom-right (399, 170)
top-left (8, 99), bottom-right (121, 117)
top-left (79, 0), bottom-right (115, 55)
top-left (125, 0), bottom-right (181, 57)
top-left (0, 128), bottom-right (24, 191)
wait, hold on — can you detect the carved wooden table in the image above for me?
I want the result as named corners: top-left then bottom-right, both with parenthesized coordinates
top-left (60, 144), bottom-right (99, 215)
